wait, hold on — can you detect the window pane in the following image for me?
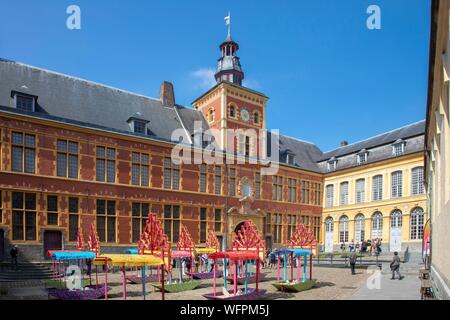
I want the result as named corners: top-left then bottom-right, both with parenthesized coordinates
top-left (57, 140), bottom-right (67, 152)
top-left (24, 148), bottom-right (35, 173)
top-left (173, 206), bottom-right (180, 219)
top-left (25, 194), bottom-right (36, 210)
top-left (68, 141), bottom-right (78, 154)
top-left (12, 211), bottom-right (24, 240)
top-left (47, 196), bottom-right (58, 212)
top-left (57, 153), bottom-right (67, 177)
top-left (25, 212), bottom-right (36, 240)
top-left (12, 146), bottom-right (23, 172)
top-left (69, 197), bottom-right (78, 213)
top-left (69, 214), bottom-right (79, 241)
top-left (107, 217), bottom-right (116, 242)
top-left (96, 200), bottom-right (105, 215)
top-left (107, 160), bottom-right (115, 182)
top-left (96, 159), bottom-right (105, 181)
top-left (97, 216), bottom-right (106, 242)
top-left (12, 132), bottom-right (23, 145)
top-left (68, 155), bottom-right (78, 178)
top-left (107, 201), bottom-right (115, 215)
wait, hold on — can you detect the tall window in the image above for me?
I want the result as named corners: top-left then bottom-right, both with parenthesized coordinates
top-left (313, 183), bottom-right (322, 206)
top-left (355, 214), bottom-right (365, 242)
top-left (325, 184), bottom-right (334, 208)
top-left (12, 132), bottom-right (35, 173)
top-left (313, 217), bottom-right (321, 241)
top-left (164, 205), bottom-right (180, 243)
top-left (208, 108), bottom-right (215, 122)
top-left (214, 209), bottom-right (222, 232)
top-left (410, 207), bottom-right (424, 240)
top-left (391, 171), bottom-right (403, 198)
top-left (214, 166), bottom-right (222, 195)
top-left (68, 197), bottom-right (79, 242)
top-left (229, 168), bottom-right (236, 196)
top-left (411, 167), bottom-right (424, 195)
top-left (0, 190), bottom-right (3, 224)
top-left (372, 175), bottom-right (383, 201)
top-left (255, 173), bottom-right (261, 199)
top-left (301, 181), bottom-right (310, 204)
top-left (272, 213), bottom-right (283, 243)
top-left (200, 208), bottom-right (207, 243)
top-left (200, 164), bottom-right (207, 193)
top-left (253, 112), bottom-right (260, 125)
top-left (287, 215), bottom-right (297, 237)
top-left (340, 182), bottom-right (349, 205)
top-left (355, 179), bottom-right (365, 203)
top-left (272, 176), bottom-right (283, 201)
top-left (229, 105), bottom-right (235, 118)
top-left (12, 192), bottom-right (36, 241)
top-left (57, 140), bottom-right (78, 178)
top-left (391, 210), bottom-right (402, 228)
top-left (287, 178), bottom-right (297, 203)
top-left (96, 200), bottom-right (116, 243)
top-left (132, 153), bottom-right (150, 186)
top-left (164, 158), bottom-right (180, 190)
top-left (371, 212), bottom-right (383, 240)
top-left (132, 203), bottom-right (149, 243)
top-left (96, 147), bottom-right (116, 182)
top-left (46, 195), bottom-right (58, 226)
top-left (339, 216), bottom-right (349, 243)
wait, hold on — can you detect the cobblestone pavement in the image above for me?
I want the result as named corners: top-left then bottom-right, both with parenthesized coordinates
top-left (0, 265), bottom-right (373, 300)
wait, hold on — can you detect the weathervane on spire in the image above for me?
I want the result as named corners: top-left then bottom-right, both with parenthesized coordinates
top-left (224, 12), bottom-right (231, 38)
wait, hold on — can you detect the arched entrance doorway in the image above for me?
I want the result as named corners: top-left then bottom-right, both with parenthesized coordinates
top-left (234, 221), bottom-right (246, 234)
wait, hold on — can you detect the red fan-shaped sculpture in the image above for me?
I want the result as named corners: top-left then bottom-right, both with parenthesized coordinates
top-left (87, 223), bottom-right (100, 256)
top-left (205, 230), bottom-right (220, 250)
top-left (138, 214), bottom-right (170, 253)
top-left (286, 224), bottom-right (318, 252)
top-left (76, 230), bottom-right (84, 251)
top-left (232, 220), bottom-right (264, 250)
top-left (177, 225), bottom-right (195, 251)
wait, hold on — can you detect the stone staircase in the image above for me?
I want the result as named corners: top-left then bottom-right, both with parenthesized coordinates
top-left (0, 263), bottom-right (57, 282)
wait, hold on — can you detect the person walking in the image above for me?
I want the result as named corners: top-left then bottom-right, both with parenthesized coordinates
top-left (10, 245), bottom-right (18, 271)
top-left (349, 250), bottom-right (357, 275)
top-left (390, 252), bottom-right (404, 280)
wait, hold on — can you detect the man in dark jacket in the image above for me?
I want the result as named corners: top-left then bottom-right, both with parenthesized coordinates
top-left (10, 245), bottom-right (18, 270)
top-left (390, 252), bottom-right (403, 280)
top-left (349, 250), bottom-right (357, 275)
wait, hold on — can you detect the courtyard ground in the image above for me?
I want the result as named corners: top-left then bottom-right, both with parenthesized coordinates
top-left (0, 258), bottom-right (423, 300)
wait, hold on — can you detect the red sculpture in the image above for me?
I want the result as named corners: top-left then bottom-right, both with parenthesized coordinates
top-left (176, 225), bottom-right (195, 251)
top-left (286, 224), bottom-right (318, 252)
top-left (138, 214), bottom-right (170, 253)
top-left (87, 223), bottom-right (100, 256)
top-left (205, 230), bottom-right (220, 250)
top-left (76, 230), bottom-right (84, 251)
top-left (232, 220), bottom-right (265, 250)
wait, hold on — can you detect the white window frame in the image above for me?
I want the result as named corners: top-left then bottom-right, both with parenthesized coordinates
top-left (392, 142), bottom-right (405, 156)
top-left (14, 93), bottom-right (36, 112)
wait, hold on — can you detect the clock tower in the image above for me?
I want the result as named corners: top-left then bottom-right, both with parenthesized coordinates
top-left (192, 17), bottom-right (268, 158)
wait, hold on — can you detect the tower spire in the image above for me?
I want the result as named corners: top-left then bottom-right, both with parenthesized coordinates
top-left (215, 13), bottom-right (244, 86)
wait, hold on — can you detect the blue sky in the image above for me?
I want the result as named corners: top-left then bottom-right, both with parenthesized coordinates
top-left (0, 0), bottom-right (431, 151)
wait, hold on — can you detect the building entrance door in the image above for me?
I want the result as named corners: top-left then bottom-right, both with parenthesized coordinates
top-left (43, 230), bottom-right (62, 259)
top-left (0, 229), bottom-right (4, 260)
top-left (390, 210), bottom-right (403, 252)
top-left (324, 218), bottom-right (334, 253)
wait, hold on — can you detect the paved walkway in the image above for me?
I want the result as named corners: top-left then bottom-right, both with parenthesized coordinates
top-left (351, 261), bottom-right (422, 300)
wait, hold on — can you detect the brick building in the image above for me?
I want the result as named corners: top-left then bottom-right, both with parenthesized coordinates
top-left (0, 32), bottom-right (324, 261)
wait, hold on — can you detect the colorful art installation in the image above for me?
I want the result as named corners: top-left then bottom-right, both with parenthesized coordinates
top-left (93, 253), bottom-right (165, 301)
top-left (272, 224), bottom-right (317, 292)
top-left (203, 220), bottom-right (267, 300)
top-left (151, 225), bottom-right (201, 293)
top-left (226, 220), bottom-right (268, 284)
top-left (125, 214), bottom-right (171, 286)
top-left (46, 229), bottom-right (110, 300)
top-left (187, 230), bottom-right (223, 280)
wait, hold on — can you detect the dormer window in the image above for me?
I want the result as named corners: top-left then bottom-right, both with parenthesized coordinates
top-left (12, 92), bottom-right (36, 112)
top-left (328, 158), bottom-right (338, 171)
top-left (127, 112), bottom-right (149, 135)
top-left (357, 150), bottom-right (368, 165)
top-left (392, 140), bottom-right (405, 156)
top-left (133, 120), bottom-right (146, 134)
top-left (286, 153), bottom-right (295, 165)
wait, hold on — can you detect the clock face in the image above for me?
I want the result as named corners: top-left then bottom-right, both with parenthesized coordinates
top-left (240, 108), bottom-right (250, 122)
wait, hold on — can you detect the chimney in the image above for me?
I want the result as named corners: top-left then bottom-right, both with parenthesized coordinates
top-left (340, 140), bottom-right (349, 147)
top-left (160, 81), bottom-right (175, 107)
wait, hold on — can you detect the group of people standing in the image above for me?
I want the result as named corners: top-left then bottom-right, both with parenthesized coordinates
top-left (340, 238), bottom-right (383, 255)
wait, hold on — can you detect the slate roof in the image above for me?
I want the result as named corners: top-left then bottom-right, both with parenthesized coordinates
top-left (0, 58), bottom-right (426, 175)
top-left (318, 120), bottom-right (426, 161)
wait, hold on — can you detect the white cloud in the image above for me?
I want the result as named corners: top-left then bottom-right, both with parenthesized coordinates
top-left (190, 68), bottom-right (216, 90)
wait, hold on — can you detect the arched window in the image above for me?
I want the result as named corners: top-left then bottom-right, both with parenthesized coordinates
top-left (208, 108), bottom-right (215, 122)
top-left (355, 214), bottom-right (365, 242)
top-left (339, 215), bottom-right (349, 243)
top-left (410, 207), bottom-right (424, 240)
top-left (390, 210), bottom-right (402, 228)
top-left (371, 211), bottom-right (383, 240)
top-left (254, 112), bottom-right (260, 124)
top-left (229, 105), bottom-right (236, 118)
top-left (325, 217), bottom-right (334, 233)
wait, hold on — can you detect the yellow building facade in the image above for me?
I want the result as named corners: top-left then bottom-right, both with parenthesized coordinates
top-left (318, 121), bottom-right (426, 253)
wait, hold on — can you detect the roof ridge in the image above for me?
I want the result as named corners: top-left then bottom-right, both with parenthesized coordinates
top-left (322, 119), bottom-right (425, 154)
top-left (0, 58), bottom-right (162, 103)
top-left (277, 132), bottom-right (318, 147)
